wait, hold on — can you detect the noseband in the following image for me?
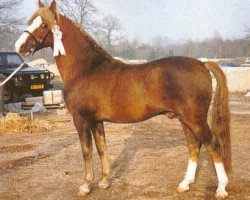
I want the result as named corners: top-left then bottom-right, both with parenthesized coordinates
top-left (24, 30), bottom-right (51, 51)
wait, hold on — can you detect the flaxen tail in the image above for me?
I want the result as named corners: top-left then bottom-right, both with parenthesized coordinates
top-left (205, 61), bottom-right (231, 173)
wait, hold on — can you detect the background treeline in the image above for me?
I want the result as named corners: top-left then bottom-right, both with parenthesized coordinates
top-left (0, 0), bottom-right (250, 63)
top-left (112, 35), bottom-right (249, 61)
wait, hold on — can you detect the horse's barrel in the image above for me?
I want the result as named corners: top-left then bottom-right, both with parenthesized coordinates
top-left (0, 75), bottom-right (5, 117)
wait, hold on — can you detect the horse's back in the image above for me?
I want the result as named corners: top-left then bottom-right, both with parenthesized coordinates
top-left (116, 56), bottom-right (212, 106)
top-left (107, 56), bottom-right (212, 122)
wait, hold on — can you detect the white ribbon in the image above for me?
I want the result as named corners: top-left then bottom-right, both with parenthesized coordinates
top-left (52, 25), bottom-right (66, 57)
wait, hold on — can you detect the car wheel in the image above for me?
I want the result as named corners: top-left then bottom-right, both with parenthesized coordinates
top-left (4, 85), bottom-right (12, 103)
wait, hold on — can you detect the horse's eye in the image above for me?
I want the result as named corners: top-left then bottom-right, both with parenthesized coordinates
top-left (41, 23), bottom-right (48, 28)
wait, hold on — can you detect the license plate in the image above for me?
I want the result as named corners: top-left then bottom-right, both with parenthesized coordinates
top-left (31, 84), bottom-right (44, 90)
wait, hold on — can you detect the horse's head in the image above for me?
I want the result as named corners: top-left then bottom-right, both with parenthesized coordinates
top-left (15, 0), bottom-right (58, 56)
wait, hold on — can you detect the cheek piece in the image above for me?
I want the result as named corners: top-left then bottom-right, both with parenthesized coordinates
top-left (24, 29), bottom-right (51, 53)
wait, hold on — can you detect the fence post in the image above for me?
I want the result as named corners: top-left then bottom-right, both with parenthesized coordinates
top-left (0, 75), bottom-right (5, 117)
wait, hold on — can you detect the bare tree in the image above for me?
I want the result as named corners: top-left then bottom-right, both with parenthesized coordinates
top-left (0, 0), bottom-right (24, 51)
top-left (98, 15), bottom-right (123, 53)
top-left (0, 0), bottom-right (23, 33)
top-left (244, 25), bottom-right (250, 54)
top-left (151, 35), bottom-right (170, 59)
top-left (211, 31), bottom-right (224, 58)
top-left (43, 0), bottom-right (98, 32)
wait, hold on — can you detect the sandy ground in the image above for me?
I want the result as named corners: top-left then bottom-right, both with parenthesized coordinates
top-left (0, 93), bottom-right (250, 200)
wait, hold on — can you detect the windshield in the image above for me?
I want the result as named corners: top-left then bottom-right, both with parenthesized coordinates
top-left (0, 53), bottom-right (24, 67)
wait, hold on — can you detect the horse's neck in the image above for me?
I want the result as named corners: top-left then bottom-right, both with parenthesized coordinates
top-left (54, 15), bottom-right (112, 88)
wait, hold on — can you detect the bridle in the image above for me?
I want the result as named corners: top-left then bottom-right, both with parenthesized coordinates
top-left (24, 29), bottom-right (52, 52)
top-left (22, 13), bottom-right (63, 55)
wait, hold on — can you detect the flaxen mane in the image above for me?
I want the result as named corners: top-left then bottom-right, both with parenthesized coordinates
top-left (27, 8), bottom-right (57, 29)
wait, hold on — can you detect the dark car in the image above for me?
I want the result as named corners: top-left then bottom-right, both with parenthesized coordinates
top-left (0, 52), bottom-right (53, 102)
top-left (220, 61), bottom-right (241, 67)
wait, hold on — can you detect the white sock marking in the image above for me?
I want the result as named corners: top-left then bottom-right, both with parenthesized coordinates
top-left (179, 160), bottom-right (197, 190)
top-left (214, 163), bottom-right (229, 196)
top-left (15, 16), bottom-right (43, 53)
top-left (185, 159), bottom-right (197, 181)
top-left (79, 184), bottom-right (90, 193)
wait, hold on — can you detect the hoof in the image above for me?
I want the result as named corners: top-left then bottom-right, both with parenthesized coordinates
top-left (177, 180), bottom-right (190, 193)
top-left (98, 180), bottom-right (110, 189)
top-left (78, 184), bottom-right (90, 196)
top-left (177, 185), bottom-right (189, 193)
top-left (215, 190), bottom-right (228, 199)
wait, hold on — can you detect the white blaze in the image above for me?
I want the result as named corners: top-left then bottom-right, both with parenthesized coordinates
top-left (15, 16), bottom-right (43, 53)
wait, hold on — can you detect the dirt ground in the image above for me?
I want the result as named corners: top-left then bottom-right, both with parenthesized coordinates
top-left (0, 92), bottom-right (250, 200)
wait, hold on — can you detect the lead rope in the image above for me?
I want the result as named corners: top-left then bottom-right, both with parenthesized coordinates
top-left (0, 63), bottom-right (25, 87)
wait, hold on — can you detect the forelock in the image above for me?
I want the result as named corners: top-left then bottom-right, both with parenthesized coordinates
top-left (27, 8), bottom-right (56, 29)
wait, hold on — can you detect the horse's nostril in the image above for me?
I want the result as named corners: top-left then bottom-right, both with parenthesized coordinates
top-left (19, 44), bottom-right (25, 51)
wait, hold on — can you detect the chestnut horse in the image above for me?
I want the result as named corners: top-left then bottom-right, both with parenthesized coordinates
top-left (15, 0), bottom-right (231, 198)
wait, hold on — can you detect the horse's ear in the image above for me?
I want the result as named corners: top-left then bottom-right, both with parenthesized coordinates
top-left (49, 0), bottom-right (57, 14)
top-left (38, 0), bottom-right (45, 8)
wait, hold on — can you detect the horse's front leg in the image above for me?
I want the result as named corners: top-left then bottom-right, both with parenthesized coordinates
top-left (92, 122), bottom-right (110, 189)
top-left (73, 114), bottom-right (94, 196)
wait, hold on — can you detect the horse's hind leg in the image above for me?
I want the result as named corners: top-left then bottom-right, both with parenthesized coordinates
top-left (183, 118), bottom-right (229, 198)
top-left (73, 114), bottom-right (94, 196)
top-left (91, 122), bottom-right (110, 189)
top-left (177, 121), bottom-right (202, 193)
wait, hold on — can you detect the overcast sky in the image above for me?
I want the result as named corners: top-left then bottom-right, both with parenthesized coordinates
top-left (23, 0), bottom-right (250, 42)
